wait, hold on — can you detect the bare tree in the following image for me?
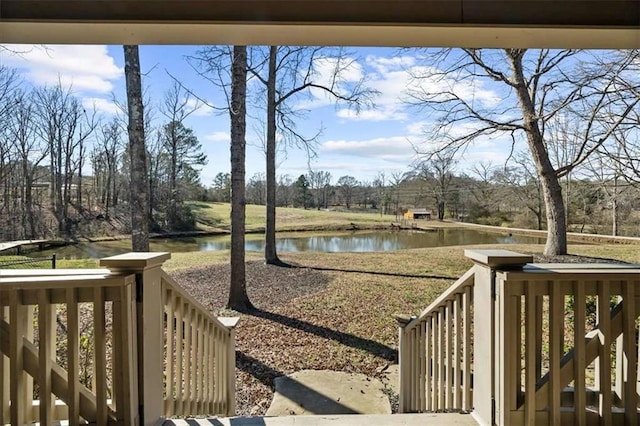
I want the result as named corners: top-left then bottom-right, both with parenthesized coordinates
top-left (187, 45), bottom-right (253, 309)
top-left (159, 82), bottom-right (206, 229)
top-left (336, 175), bottom-right (358, 209)
top-left (390, 171), bottom-right (406, 220)
top-left (248, 46), bottom-right (375, 265)
top-left (495, 154), bottom-right (544, 230)
top-left (408, 49), bottom-right (639, 254)
top-left (415, 149), bottom-right (457, 220)
top-left (7, 90), bottom-right (48, 238)
top-left (123, 45), bottom-right (149, 251)
top-left (308, 169), bottom-right (331, 210)
top-left (34, 83), bottom-right (97, 236)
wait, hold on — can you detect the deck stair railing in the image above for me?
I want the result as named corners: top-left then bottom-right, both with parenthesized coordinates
top-left (396, 268), bottom-right (474, 413)
top-left (0, 252), bottom-right (239, 426)
top-left (398, 249), bottom-right (640, 425)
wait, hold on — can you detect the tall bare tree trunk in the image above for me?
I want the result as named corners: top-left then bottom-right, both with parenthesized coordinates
top-left (265, 46), bottom-right (283, 265)
top-left (509, 50), bottom-right (567, 255)
top-left (123, 45), bottom-right (150, 251)
top-left (228, 46), bottom-right (253, 310)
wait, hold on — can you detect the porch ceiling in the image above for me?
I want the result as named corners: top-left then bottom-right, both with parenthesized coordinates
top-left (0, 0), bottom-right (638, 47)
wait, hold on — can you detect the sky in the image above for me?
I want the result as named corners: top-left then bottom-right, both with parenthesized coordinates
top-left (0, 44), bottom-right (515, 185)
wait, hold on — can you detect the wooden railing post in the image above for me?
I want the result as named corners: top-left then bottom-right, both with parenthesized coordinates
top-left (465, 249), bottom-right (532, 426)
top-left (101, 252), bottom-right (171, 426)
top-left (218, 317), bottom-right (240, 416)
top-left (395, 314), bottom-right (414, 413)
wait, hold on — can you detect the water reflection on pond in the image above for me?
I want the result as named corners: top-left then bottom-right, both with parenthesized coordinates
top-left (43, 228), bottom-right (545, 260)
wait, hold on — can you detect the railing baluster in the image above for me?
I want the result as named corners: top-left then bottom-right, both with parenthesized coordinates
top-left (453, 294), bottom-right (461, 409)
top-left (37, 289), bottom-right (55, 425)
top-left (535, 295), bottom-right (543, 382)
top-left (190, 308), bottom-right (198, 414)
top-left (0, 306), bottom-right (9, 425)
top-left (598, 280), bottom-right (612, 425)
top-left (431, 315), bottom-right (437, 411)
top-left (425, 316), bottom-right (432, 411)
top-left (622, 281), bottom-right (637, 424)
top-left (209, 321), bottom-right (215, 414)
top-left (25, 305), bottom-right (34, 425)
top-left (419, 320), bottom-right (427, 412)
top-left (573, 280), bottom-right (586, 426)
top-left (462, 285), bottom-right (471, 412)
top-left (93, 286), bottom-right (108, 424)
top-left (438, 307), bottom-right (445, 410)
top-left (9, 290), bottom-right (27, 426)
top-left (203, 319), bottom-right (210, 413)
top-left (445, 300), bottom-right (453, 410)
top-left (409, 328), bottom-right (420, 411)
top-left (525, 281), bottom-right (536, 424)
top-left (66, 288), bottom-right (79, 426)
top-left (197, 312), bottom-right (205, 414)
top-left (176, 297), bottom-right (184, 416)
top-left (165, 288), bottom-right (175, 417)
top-left (184, 304), bottom-right (193, 415)
top-left (549, 280), bottom-right (563, 425)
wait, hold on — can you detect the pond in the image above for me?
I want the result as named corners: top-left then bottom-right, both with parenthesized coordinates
top-left (40, 228), bottom-right (546, 260)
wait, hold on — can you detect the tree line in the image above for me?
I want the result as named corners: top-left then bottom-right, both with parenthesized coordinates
top-left (0, 63), bottom-right (207, 241)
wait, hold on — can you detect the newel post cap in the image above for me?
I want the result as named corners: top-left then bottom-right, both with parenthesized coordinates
top-left (465, 249), bottom-right (532, 269)
top-left (394, 314), bottom-right (415, 328)
top-left (100, 252), bottom-right (171, 271)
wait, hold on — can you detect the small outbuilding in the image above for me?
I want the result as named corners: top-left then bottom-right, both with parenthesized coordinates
top-left (404, 209), bottom-right (432, 220)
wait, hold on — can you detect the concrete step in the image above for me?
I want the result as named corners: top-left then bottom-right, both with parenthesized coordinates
top-left (164, 413), bottom-right (479, 425)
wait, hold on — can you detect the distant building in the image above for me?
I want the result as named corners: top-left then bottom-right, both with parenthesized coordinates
top-left (404, 209), bottom-right (432, 220)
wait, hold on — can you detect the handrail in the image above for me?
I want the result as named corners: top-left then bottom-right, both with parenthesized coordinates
top-left (160, 271), bottom-right (233, 331)
top-left (397, 267), bottom-right (474, 413)
top-left (160, 271), bottom-right (238, 417)
top-left (404, 268), bottom-right (475, 331)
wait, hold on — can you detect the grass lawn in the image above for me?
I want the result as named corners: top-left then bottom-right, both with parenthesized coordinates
top-left (188, 201), bottom-right (425, 233)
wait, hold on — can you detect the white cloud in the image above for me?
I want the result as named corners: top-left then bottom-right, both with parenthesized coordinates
top-left (1, 45), bottom-right (122, 93)
top-left (336, 108), bottom-right (407, 121)
top-left (406, 121), bottom-right (428, 135)
top-left (82, 97), bottom-right (120, 115)
top-left (185, 97), bottom-right (215, 117)
top-left (321, 137), bottom-right (417, 163)
top-left (204, 131), bottom-right (230, 142)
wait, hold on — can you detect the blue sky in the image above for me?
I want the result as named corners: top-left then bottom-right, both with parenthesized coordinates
top-left (0, 45), bottom-right (514, 185)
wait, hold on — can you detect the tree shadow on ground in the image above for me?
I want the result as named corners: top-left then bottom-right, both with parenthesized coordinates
top-left (274, 260), bottom-right (457, 280)
top-left (295, 264), bottom-right (457, 280)
top-left (236, 352), bottom-right (359, 414)
top-left (238, 307), bottom-right (397, 362)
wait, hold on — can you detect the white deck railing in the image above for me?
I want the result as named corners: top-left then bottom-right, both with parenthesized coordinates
top-left (398, 249), bottom-right (640, 425)
top-left (161, 271), bottom-right (237, 417)
top-left (494, 262), bottom-right (640, 425)
top-left (396, 268), bottom-right (474, 413)
top-left (0, 252), bottom-right (238, 425)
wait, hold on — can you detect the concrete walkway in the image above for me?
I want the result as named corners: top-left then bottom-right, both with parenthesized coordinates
top-left (163, 368), bottom-right (478, 425)
top-left (165, 413), bottom-right (479, 425)
top-left (266, 370), bottom-right (391, 416)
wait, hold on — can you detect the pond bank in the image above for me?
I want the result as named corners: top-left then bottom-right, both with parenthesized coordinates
top-left (447, 221), bottom-right (640, 245)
